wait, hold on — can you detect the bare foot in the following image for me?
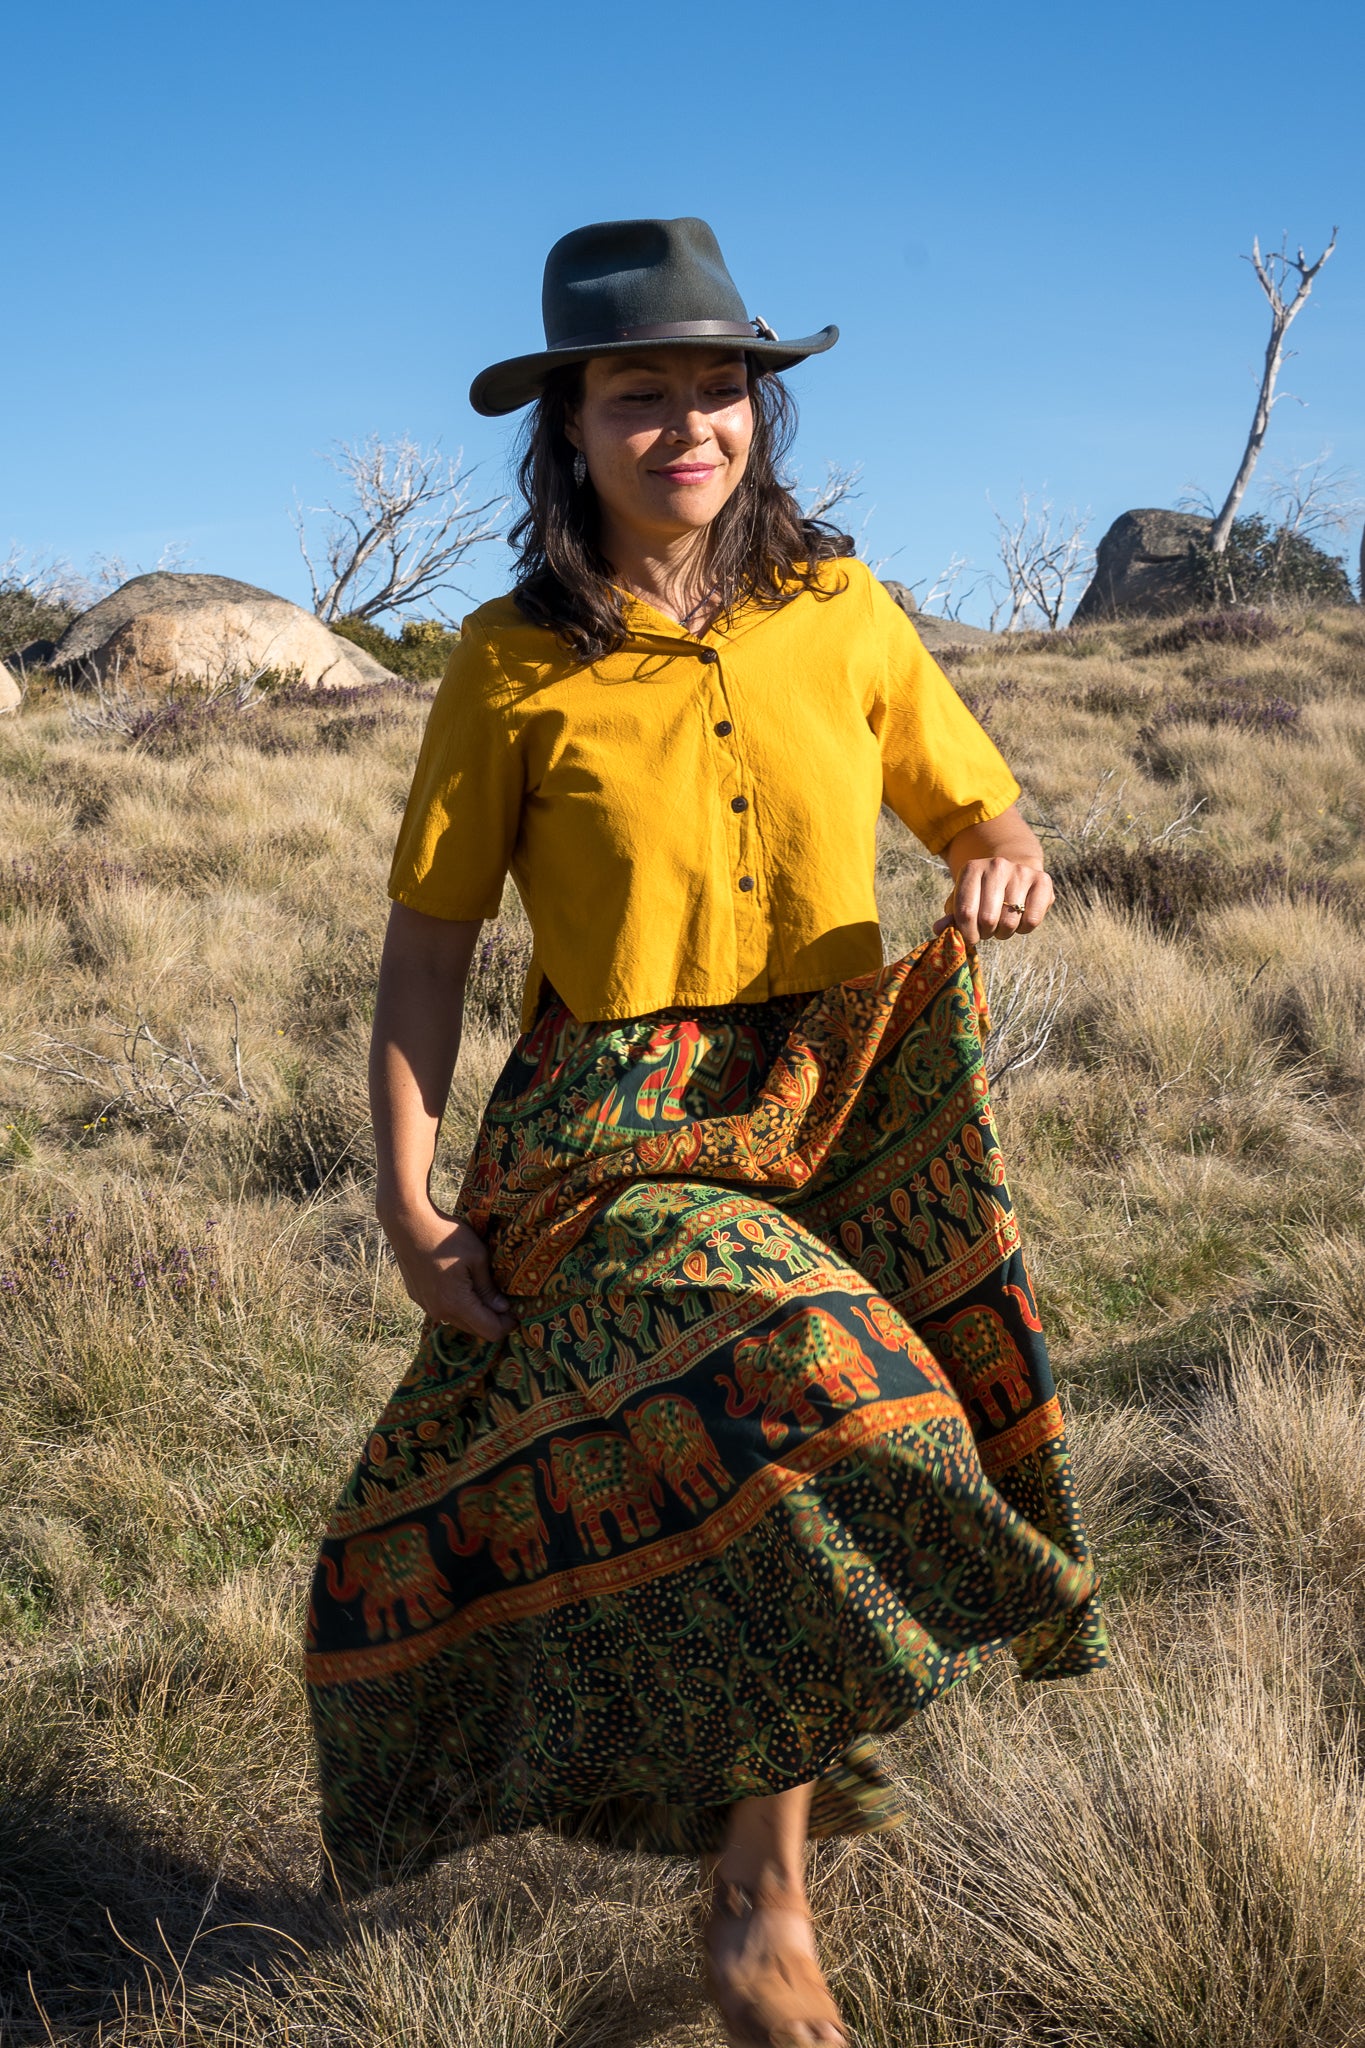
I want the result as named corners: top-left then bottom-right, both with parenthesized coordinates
top-left (702, 1871), bottom-right (847, 2048)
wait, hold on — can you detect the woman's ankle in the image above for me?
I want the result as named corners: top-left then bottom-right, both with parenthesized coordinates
top-left (712, 1782), bottom-right (815, 1899)
top-left (710, 1848), bottom-right (809, 1903)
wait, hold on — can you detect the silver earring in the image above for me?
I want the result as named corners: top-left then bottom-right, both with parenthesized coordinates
top-left (572, 450), bottom-right (588, 487)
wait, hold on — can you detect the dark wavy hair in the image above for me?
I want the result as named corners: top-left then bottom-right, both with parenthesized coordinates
top-left (509, 360), bottom-right (854, 661)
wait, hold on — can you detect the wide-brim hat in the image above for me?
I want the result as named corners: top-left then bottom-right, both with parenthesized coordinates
top-left (469, 216), bottom-right (837, 417)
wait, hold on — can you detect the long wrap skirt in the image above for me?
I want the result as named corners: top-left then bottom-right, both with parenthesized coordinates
top-left (306, 931), bottom-right (1107, 1891)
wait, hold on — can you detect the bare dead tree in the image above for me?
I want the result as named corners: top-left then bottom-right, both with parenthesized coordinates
top-left (1209, 229), bottom-right (1338, 556)
top-left (798, 459), bottom-right (902, 571)
top-left (800, 461), bottom-right (864, 524)
top-left (1262, 450), bottom-right (1363, 543)
top-left (1, 545), bottom-right (78, 602)
top-left (1260, 451), bottom-right (1363, 595)
top-left (988, 493), bottom-right (1093, 631)
top-left (294, 436), bottom-right (506, 624)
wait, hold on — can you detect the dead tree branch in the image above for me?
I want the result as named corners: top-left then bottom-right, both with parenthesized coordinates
top-left (911, 554), bottom-right (980, 619)
top-left (293, 436), bottom-right (505, 625)
top-left (3, 1006), bottom-right (252, 1124)
top-left (1261, 449), bottom-right (1363, 542)
top-left (801, 461), bottom-right (864, 524)
top-left (1209, 229), bottom-right (1338, 556)
top-left (1026, 769), bottom-right (1207, 854)
top-left (981, 951), bottom-right (1070, 1087)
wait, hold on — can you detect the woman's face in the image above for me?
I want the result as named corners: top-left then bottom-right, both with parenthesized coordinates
top-left (564, 347), bottom-right (753, 554)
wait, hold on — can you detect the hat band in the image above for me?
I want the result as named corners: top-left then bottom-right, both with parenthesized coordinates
top-left (548, 318), bottom-right (761, 350)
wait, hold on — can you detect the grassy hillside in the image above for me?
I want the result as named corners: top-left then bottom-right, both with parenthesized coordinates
top-left (3, 608), bottom-right (1365, 2045)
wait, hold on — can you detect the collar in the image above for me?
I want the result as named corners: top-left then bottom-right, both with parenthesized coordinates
top-left (614, 580), bottom-right (800, 651)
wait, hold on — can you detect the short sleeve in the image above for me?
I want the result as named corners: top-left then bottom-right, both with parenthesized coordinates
top-left (863, 575), bottom-right (1021, 855)
top-left (387, 623), bottom-right (524, 920)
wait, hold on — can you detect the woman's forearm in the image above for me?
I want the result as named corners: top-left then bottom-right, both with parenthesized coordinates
top-left (944, 804), bottom-right (1045, 879)
top-left (369, 904), bottom-right (482, 1225)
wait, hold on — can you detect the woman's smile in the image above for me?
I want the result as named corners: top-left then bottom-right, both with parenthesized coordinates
top-left (651, 461), bottom-right (720, 483)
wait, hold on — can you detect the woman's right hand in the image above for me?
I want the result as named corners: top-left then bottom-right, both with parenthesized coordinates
top-left (378, 1200), bottom-right (515, 1342)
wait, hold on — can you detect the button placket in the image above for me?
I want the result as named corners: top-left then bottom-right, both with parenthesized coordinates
top-left (700, 642), bottom-right (757, 911)
top-left (711, 650), bottom-right (751, 896)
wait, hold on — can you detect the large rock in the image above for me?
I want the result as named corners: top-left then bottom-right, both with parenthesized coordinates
top-left (52, 572), bottom-right (396, 691)
top-left (882, 579), bottom-right (919, 616)
top-left (0, 660), bottom-right (21, 715)
top-left (881, 578), bottom-right (996, 650)
top-left (915, 614), bottom-right (996, 651)
top-left (1072, 509), bottom-right (1211, 622)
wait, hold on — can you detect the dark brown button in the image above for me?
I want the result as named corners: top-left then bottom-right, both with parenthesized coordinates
top-left (714, 719), bottom-right (733, 737)
top-left (699, 647), bottom-right (719, 664)
top-left (738, 875), bottom-right (755, 892)
top-left (730, 795), bottom-right (748, 813)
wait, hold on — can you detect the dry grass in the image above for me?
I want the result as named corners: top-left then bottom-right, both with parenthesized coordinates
top-left (4, 609), bottom-right (1365, 2043)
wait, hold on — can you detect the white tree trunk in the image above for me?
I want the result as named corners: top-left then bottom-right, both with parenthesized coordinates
top-left (1209, 231), bottom-right (1337, 557)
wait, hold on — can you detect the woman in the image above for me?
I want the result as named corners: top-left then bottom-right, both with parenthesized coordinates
top-left (306, 217), bottom-right (1107, 2048)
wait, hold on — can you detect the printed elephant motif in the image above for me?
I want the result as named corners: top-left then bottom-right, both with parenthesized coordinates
top-left (538, 1432), bottom-right (664, 1556)
top-left (321, 1522), bottom-right (454, 1642)
top-left (851, 1295), bottom-right (957, 1398)
top-left (717, 1306), bottom-right (880, 1446)
top-left (922, 1304), bottom-right (1033, 1430)
top-left (851, 1295), bottom-right (924, 1357)
top-left (440, 1464), bottom-right (548, 1581)
top-left (624, 1394), bottom-right (732, 1510)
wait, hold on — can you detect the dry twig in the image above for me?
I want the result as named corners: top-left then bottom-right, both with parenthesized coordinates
top-left (1028, 769), bottom-right (1206, 854)
top-left (3, 1003), bottom-right (251, 1124)
top-left (982, 951), bottom-right (1070, 1085)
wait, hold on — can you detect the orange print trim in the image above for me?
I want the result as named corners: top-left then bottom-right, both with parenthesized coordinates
top-left (977, 1395), bottom-right (1065, 1478)
top-left (306, 1390), bottom-right (966, 1686)
top-left (327, 1264), bottom-right (897, 1539)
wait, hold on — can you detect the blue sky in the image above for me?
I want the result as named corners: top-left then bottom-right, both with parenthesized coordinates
top-left (3, 0), bottom-right (1362, 625)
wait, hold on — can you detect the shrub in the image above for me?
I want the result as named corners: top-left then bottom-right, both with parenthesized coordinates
top-left (65, 674), bottom-right (430, 758)
top-left (1011, 626), bottom-right (1111, 658)
top-left (1146, 608), bottom-right (1285, 654)
top-left (0, 581), bottom-right (76, 661)
top-left (1135, 677), bottom-right (1304, 780)
top-left (1188, 516), bottom-right (1356, 610)
top-left (1140, 677), bottom-right (1302, 741)
top-left (121, 694), bottom-right (298, 757)
top-left (330, 613), bottom-right (459, 681)
top-left (1, 854), bottom-right (146, 917)
top-left (1052, 844), bottom-right (1357, 934)
top-left (250, 1086), bottom-right (369, 1196)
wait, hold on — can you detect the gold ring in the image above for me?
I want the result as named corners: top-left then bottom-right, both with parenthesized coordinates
top-left (1002, 901), bottom-right (1026, 915)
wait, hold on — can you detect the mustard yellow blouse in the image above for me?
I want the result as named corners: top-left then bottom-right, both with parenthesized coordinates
top-left (388, 557), bottom-right (1020, 1030)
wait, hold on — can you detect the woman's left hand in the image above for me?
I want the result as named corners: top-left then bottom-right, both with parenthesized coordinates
top-left (933, 857), bottom-right (1053, 945)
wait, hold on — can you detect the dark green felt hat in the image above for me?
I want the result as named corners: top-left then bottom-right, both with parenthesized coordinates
top-left (469, 216), bottom-right (838, 417)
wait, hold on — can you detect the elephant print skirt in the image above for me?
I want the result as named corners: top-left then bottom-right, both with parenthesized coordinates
top-left (305, 930), bottom-right (1108, 1890)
